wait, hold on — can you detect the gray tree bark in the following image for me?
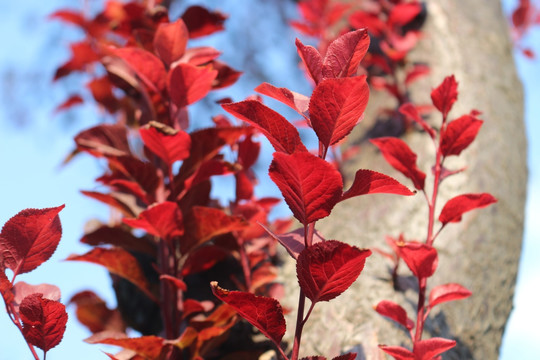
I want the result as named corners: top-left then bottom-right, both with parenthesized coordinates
top-left (278, 1), bottom-right (527, 359)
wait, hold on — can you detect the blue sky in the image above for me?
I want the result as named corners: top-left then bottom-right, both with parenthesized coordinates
top-left (0, 1), bottom-right (537, 359)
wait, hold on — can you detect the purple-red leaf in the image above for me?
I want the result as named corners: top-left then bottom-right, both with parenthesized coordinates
top-left (440, 114), bottom-right (483, 157)
top-left (255, 82), bottom-right (310, 117)
top-left (371, 137), bottom-right (426, 190)
top-left (322, 28), bottom-right (370, 79)
top-left (269, 152), bottom-right (343, 225)
top-left (341, 169), bottom-right (414, 201)
top-left (222, 100), bottom-right (307, 154)
top-left (438, 193), bottom-right (497, 225)
top-left (181, 5), bottom-right (227, 38)
top-left (413, 338), bottom-right (456, 360)
top-left (375, 300), bottom-right (414, 330)
top-left (296, 38), bottom-right (323, 84)
top-left (153, 19), bottom-right (189, 67)
top-left (399, 242), bottom-right (438, 279)
top-left (123, 201), bottom-right (184, 241)
top-left (309, 76), bottom-right (369, 148)
top-left (259, 224), bottom-right (325, 260)
top-left (429, 283), bottom-right (472, 309)
top-left (74, 124), bottom-right (130, 158)
top-left (168, 63), bottom-right (218, 108)
top-left (431, 75), bottom-right (458, 119)
top-left (297, 240), bottom-right (371, 303)
top-left (210, 282), bottom-right (286, 345)
top-left (19, 293), bottom-right (67, 352)
top-left (0, 205), bottom-right (64, 276)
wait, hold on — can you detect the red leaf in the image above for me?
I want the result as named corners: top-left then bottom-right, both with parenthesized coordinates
top-left (379, 345), bottom-right (415, 360)
top-left (80, 191), bottom-right (137, 217)
top-left (160, 275), bottom-right (187, 291)
top-left (322, 28), bottom-right (370, 79)
top-left (440, 114), bottom-right (483, 157)
top-left (69, 290), bottom-right (125, 333)
top-left (297, 240), bottom-right (371, 303)
top-left (413, 338), bottom-right (456, 360)
top-left (431, 75), bottom-right (458, 119)
top-left (341, 169), bottom-right (414, 201)
top-left (370, 137), bottom-right (426, 190)
top-left (405, 64), bottom-right (430, 85)
top-left (210, 60), bottom-right (242, 89)
top-left (296, 38), bottom-right (323, 84)
top-left (168, 63), bottom-right (218, 108)
top-left (0, 205), bottom-right (64, 276)
top-left (0, 271), bottom-right (13, 304)
top-left (54, 41), bottom-right (100, 80)
top-left (81, 225), bottom-right (155, 255)
top-left (153, 19), bottom-right (189, 67)
top-left (55, 95), bottom-right (83, 113)
top-left (399, 103), bottom-right (436, 139)
top-left (388, 3), bottom-right (423, 26)
top-left (181, 245), bottom-right (228, 276)
top-left (19, 294), bottom-right (67, 352)
top-left (110, 47), bottom-right (167, 92)
top-left (259, 224), bottom-right (325, 260)
top-left (12, 282), bottom-right (60, 313)
top-left (66, 248), bottom-right (156, 302)
top-left (375, 300), bottom-right (414, 330)
top-left (74, 124), bottom-right (131, 158)
top-left (438, 193), bottom-right (497, 225)
top-left (222, 100), bottom-right (307, 154)
top-left (269, 152), bottom-right (343, 225)
top-left (399, 242), bottom-right (438, 279)
top-left (255, 82), bottom-right (310, 117)
top-left (211, 282), bottom-right (286, 345)
top-left (301, 357), bottom-right (326, 360)
top-left (181, 5), bottom-right (227, 38)
top-left (85, 332), bottom-right (165, 359)
top-left (429, 283), bottom-right (472, 309)
top-left (123, 201), bottom-right (184, 240)
top-left (309, 76), bottom-right (369, 148)
top-left (333, 354), bottom-right (357, 360)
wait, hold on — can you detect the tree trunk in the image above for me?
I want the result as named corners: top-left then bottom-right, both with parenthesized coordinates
top-left (278, 1), bottom-right (527, 359)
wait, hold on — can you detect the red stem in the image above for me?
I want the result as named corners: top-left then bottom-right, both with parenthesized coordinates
top-left (239, 241), bottom-right (252, 291)
top-left (5, 302), bottom-right (40, 360)
top-left (414, 277), bottom-right (427, 342)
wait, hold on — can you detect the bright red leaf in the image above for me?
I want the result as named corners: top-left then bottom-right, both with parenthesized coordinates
top-left (371, 137), bottom-right (426, 190)
top-left (269, 152), bottom-right (343, 225)
top-left (438, 193), bottom-right (497, 225)
top-left (375, 300), bottom-right (414, 330)
top-left (322, 28), bottom-right (370, 78)
top-left (85, 332), bottom-right (166, 359)
top-left (110, 47), bottom-right (167, 92)
top-left (123, 201), bottom-right (184, 241)
top-left (399, 242), bottom-right (438, 279)
top-left (297, 240), bottom-right (371, 303)
top-left (168, 63), bottom-right (218, 108)
top-left (181, 5), bottom-right (227, 38)
top-left (66, 247), bottom-right (156, 302)
top-left (379, 345), bottom-right (414, 360)
top-left (413, 338), bottom-right (456, 360)
top-left (55, 94), bottom-right (83, 113)
top-left (431, 75), bottom-right (458, 119)
top-left (0, 205), bottom-right (64, 277)
top-left (255, 82), bottom-right (310, 117)
top-left (388, 3), bottom-right (423, 27)
top-left (429, 283), bottom-right (472, 309)
top-left (440, 114), bottom-right (483, 157)
top-left (222, 100), bottom-right (307, 154)
top-left (341, 169), bottom-right (414, 201)
top-left (140, 122), bottom-right (191, 166)
top-left (210, 282), bottom-right (286, 345)
top-left (296, 38), bottom-right (323, 84)
top-left (153, 19), bottom-right (189, 67)
top-left (309, 76), bottom-right (369, 148)
top-left (19, 293), bottom-right (67, 352)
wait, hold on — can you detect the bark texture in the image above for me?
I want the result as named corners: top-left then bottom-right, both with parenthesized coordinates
top-left (278, 1), bottom-right (527, 359)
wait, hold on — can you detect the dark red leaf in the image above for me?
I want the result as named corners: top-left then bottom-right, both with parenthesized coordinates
top-left (429, 283), bottom-right (472, 309)
top-left (413, 338), bottom-right (456, 360)
top-left (66, 247), bottom-right (156, 302)
top-left (341, 169), bottom-right (414, 201)
top-left (255, 82), bottom-right (310, 117)
top-left (160, 275), bottom-right (187, 291)
top-left (438, 193), bottom-right (497, 225)
top-left (309, 76), bottom-right (369, 148)
top-left (300, 357), bottom-right (326, 360)
top-left (297, 240), bottom-right (371, 303)
top-left (168, 63), bottom-right (218, 108)
top-left (181, 5), bottom-right (227, 38)
top-left (333, 354), bottom-right (357, 360)
top-left (80, 191), bottom-right (137, 218)
top-left (0, 205), bottom-right (64, 276)
top-left (440, 114), bottom-right (483, 157)
top-left (322, 28), bottom-right (370, 79)
top-left (153, 19), bottom-right (189, 67)
top-left (269, 152), bottom-right (343, 225)
top-left (399, 242), bottom-right (438, 279)
top-left (69, 290), bottom-right (125, 333)
top-left (123, 201), bottom-right (184, 241)
top-left (130, 121), bottom-right (184, 169)
top-left (74, 124), bottom-right (131, 158)
top-left (181, 245), bottom-right (228, 276)
top-left (110, 47), bottom-right (167, 92)
top-left (19, 294), bottom-right (67, 352)
top-left (399, 103), bottom-right (436, 139)
top-left (85, 332), bottom-right (165, 359)
top-left (222, 100), bottom-right (307, 154)
top-left (55, 95), bottom-right (83, 113)
top-left (295, 38), bottom-right (323, 84)
top-left (211, 282), bottom-right (286, 345)
top-left (379, 345), bottom-right (415, 360)
top-left (431, 75), bottom-right (458, 119)
top-left (375, 300), bottom-right (414, 330)
top-left (370, 137), bottom-right (426, 190)
top-left (209, 60), bottom-right (242, 89)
